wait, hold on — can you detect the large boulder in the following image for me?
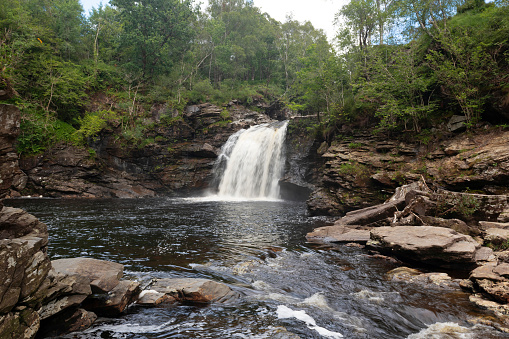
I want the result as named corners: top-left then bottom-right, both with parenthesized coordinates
top-left (387, 267), bottom-right (462, 290)
top-left (82, 280), bottom-right (141, 317)
top-left (0, 206), bottom-right (50, 339)
top-left (367, 226), bottom-right (491, 268)
top-left (36, 269), bottom-right (92, 320)
top-left (51, 257), bottom-right (124, 293)
top-left (137, 278), bottom-right (240, 306)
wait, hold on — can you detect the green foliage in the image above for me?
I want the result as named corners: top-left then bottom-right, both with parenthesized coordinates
top-left (2, 0), bottom-right (509, 153)
top-left (16, 107), bottom-right (77, 155)
top-left (122, 124), bottom-right (146, 143)
top-left (220, 108), bottom-right (231, 121)
top-left (74, 110), bottom-right (118, 143)
top-left (436, 193), bottom-right (481, 219)
top-left (348, 142), bottom-right (363, 149)
top-left (111, 0), bottom-right (196, 79)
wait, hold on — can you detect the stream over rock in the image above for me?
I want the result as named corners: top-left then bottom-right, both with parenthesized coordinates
top-left (212, 121), bottom-right (288, 199)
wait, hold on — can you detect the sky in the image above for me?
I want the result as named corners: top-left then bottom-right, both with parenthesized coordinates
top-left (79, 0), bottom-right (349, 42)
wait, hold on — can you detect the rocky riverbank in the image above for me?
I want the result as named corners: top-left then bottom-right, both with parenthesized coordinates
top-left (306, 124), bottom-right (509, 216)
top-left (0, 204), bottom-right (241, 338)
top-left (307, 179), bottom-right (509, 331)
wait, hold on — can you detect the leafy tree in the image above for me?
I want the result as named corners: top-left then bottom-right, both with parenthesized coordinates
top-left (396, 0), bottom-right (463, 39)
top-left (275, 18), bottom-right (326, 93)
top-left (359, 44), bottom-right (437, 132)
top-left (336, 0), bottom-right (378, 49)
top-left (425, 2), bottom-right (505, 124)
top-left (111, 0), bottom-right (196, 79)
top-left (291, 38), bottom-right (345, 119)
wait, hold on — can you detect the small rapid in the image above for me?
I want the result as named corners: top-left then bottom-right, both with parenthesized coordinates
top-left (212, 121), bottom-right (288, 199)
top-left (6, 198), bottom-right (509, 339)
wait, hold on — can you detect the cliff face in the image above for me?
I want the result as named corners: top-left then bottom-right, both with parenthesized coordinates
top-left (17, 103), bottom-right (276, 198)
top-left (280, 117), bottom-right (323, 201)
top-left (0, 104), bottom-right (27, 199)
top-left (307, 128), bottom-right (509, 216)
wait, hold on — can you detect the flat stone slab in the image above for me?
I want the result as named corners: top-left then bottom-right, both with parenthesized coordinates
top-left (137, 278), bottom-right (240, 305)
top-left (306, 225), bottom-right (371, 243)
top-left (479, 221), bottom-right (509, 230)
top-left (51, 258), bottom-right (123, 293)
top-left (368, 226), bottom-right (483, 268)
top-left (485, 228), bottom-right (509, 245)
top-left (387, 267), bottom-right (461, 290)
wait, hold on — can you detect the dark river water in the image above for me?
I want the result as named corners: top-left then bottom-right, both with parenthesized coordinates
top-left (6, 197), bottom-right (509, 339)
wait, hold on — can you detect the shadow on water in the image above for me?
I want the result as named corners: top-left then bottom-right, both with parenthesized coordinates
top-left (6, 197), bottom-right (509, 339)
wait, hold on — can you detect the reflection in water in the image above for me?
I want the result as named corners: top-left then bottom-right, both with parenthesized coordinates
top-left (5, 198), bottom-right (509, 339)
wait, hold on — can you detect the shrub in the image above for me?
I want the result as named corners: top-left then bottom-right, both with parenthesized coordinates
top-left (74, 110), bottom-right (118, 143)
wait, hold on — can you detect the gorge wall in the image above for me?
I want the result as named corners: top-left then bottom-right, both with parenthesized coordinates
top-left (14, 103), bottom-right (278, 198)
top-left (306, 127), bottom-right (509, 216)
top-left (0, 104), bottom-right (26, 199)
top-left (4, 99), bottom-right (509, 218)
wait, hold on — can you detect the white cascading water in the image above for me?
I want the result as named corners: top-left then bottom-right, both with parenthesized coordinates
top-left (213, 121), bottom-right (288, 199)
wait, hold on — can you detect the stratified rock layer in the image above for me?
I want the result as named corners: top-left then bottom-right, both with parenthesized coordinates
top-left (0, 104), bottom-right (26, 198)
top-left (0, 207), bottom-right (50, 339)
top-left (367, 226), bottom-right (487, 268)
top-left (19, 103), bottom-right (276, 198)
top-left (51, 257), bottom-right (124, 293)
top-left (308, 129), bottom-right (509, 216)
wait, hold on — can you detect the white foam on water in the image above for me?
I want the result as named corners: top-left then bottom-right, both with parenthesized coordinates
top-left (407, 322), bottom-right (473, 339)
top-left (137, 289), bottom-right (160, 298)
top-left (251, 283), bottom-right (367, 335)
top-left (351, 289), bottom-right (401, 305)
top-left (299, 252), bottom-right (315, 258)
top-left (299, 293), bottom-right (333, 311)
top-left (85, 320), bottom-right (189, 334)
top-left (252, 280), bottom-right (273, 291)
top-left (180, 195), bottom-right (283, 203)
top-left (277, 305), bottom-right (344, 338)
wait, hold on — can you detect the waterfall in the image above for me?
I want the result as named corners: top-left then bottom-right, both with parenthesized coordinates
top-left (213, 121), bottom-right (288, 199)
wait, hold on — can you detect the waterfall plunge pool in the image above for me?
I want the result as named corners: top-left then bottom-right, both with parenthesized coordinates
top-left (6, 197), bottom-right (508, 339)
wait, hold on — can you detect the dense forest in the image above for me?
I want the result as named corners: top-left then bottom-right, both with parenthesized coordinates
top-left (0, 0), bottom-right (508, 155)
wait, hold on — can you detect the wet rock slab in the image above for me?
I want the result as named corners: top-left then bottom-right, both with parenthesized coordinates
top-left (387, 267), bottom-right (462, 290)
top-left (51, 257), bottom-right (124, 293)
top-left (137, 278), bottom-right (240, 306)
top-left (368, 226), bottom-right (490, 268)
top-left (306, 225), bottom-right (371, 243)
